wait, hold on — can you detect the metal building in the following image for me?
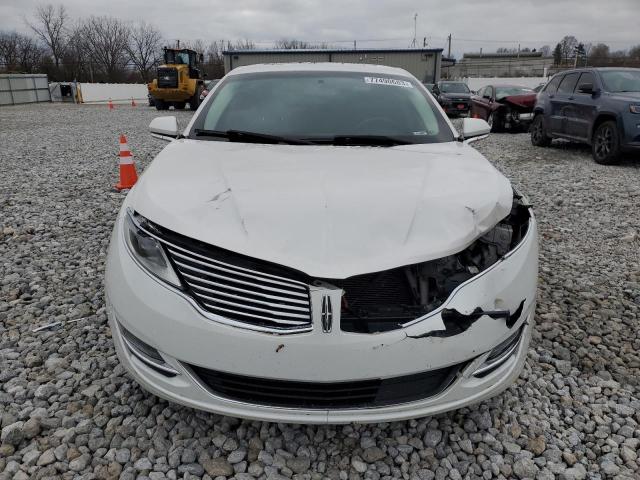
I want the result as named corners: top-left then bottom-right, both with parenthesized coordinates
top-left (223, 48), bottom-right (444, 83)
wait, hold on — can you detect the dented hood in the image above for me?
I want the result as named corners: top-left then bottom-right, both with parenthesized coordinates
top-left (129, 139), bottom-right (513, 278)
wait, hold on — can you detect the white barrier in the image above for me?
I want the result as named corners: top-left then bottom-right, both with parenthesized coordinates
top-left (0, 74), bottom-right (50, 106)
top-left (79, 83), bottom-right (148, 104)
top-left (462, 77), bottom-right (547, 91)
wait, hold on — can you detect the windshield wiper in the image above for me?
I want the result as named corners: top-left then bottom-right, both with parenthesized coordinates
top-left (318, 135), bottom-right (413, 147)
top-left (193, 129), bottom-right (315, 145)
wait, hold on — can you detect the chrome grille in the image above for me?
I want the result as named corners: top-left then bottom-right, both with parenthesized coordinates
top-left (143, 220), bottom-right (313, 332)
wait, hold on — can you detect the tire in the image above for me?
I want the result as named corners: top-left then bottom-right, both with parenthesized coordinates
top-left (174, 102), bottom-right (186, 110)
top-left (530, 114), bottom-right (552, 147)
top-left (592, 120), bottom-right (621, 165)
top-left (189, 86), bottom-right (203, 111)
top-left (488, 111), bottom-right (502, 132)
top-left (154, 99), bottom-right (168, 111)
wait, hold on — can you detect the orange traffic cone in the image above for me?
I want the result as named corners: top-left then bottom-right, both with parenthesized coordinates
top-left (115, 134), bottom-right (138, 191)
top-left (108, 99), bottom-right (114, 110)
top-left (131, 98), bottom-right (137, 107)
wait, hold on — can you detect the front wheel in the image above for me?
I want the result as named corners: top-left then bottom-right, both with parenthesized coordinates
top-left (154, 99), bottom-right (168, 111)
top-left (189, 86), bottom-right (203, 111)
top-left (531, 114), bottom-right (552, 147)
top-left (592, 120), bottom-right (621, 165)
top-left (488, 111), bottom-right (502, 132)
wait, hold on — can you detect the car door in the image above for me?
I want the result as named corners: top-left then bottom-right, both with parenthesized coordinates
top-left (474, 86), bottom-right (494, 120)
top-left (549, 73), bottom-right (580, 137)
top-left (565, 72), bottom-right (599, 141)
top-left (471, 87), bottom-right (485, 117)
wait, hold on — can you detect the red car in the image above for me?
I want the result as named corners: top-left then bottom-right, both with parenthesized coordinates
top-left (471, 85), bottom-right (537, 132)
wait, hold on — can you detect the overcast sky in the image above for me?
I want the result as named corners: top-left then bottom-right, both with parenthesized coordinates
top-left (1, 0), bottom-right (637, 57)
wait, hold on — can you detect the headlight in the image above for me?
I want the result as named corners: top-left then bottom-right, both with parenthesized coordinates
top-left (123, 209), bottom-right (182, 287)
top-left (630, 105), bottom-right (640, 114)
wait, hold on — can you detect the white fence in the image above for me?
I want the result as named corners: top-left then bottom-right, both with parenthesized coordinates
top-left (0, 74), bottom-right (51, 106)
top-left (78, 83), bottom-right (148, 104)
top-left (461, 77), bottom-right (547, 91)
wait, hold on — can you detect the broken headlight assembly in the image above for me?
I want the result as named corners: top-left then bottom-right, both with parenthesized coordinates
top-left (337, 191), bottom-right (532, 333)
top-left (123, 209), bottom-right (182, 288)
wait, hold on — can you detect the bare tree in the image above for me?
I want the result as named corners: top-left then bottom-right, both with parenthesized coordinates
top-left (182, 38), bottom-right (206, 53)
top-left (539, 45), bottom-right (551, 57)
top-left (16, 34), bottom-right (46, 72)
top-left (81, 16), bottom-right (130, 82)
top-left (629, 45), bottom-right (640, 59)
top-left (204, 40), bottom-right (226, 78)
top-left (127, 21), bottom-right (162, 82)
top-left (275, 39), bottom-right (312, 49)
top-left (0, 31), bottom-right (21, 71)
top-left (559, 35), bottom-right (578, 64)
top-left (226, 39), bottom-right (255, 51)
top-left (590, 43), bottom-right (610, 61)
top-left (27, 4), bottom-right (68, 69)
top-left (63, 22), bottom-right (91, 81)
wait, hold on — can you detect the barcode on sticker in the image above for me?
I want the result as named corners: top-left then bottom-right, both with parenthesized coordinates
top-left (364, 77), bottom-right (413, 88)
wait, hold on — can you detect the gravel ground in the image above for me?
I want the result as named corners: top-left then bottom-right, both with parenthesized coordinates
top-left (1, 103), bottom-right (639, 480)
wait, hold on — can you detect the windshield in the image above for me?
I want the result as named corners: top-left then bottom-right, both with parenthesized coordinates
top-left (190, 71), bottom-right (454, 144)
top-left (495, 86), bottom-right (534, 100)
top-left (439, 82), bottom-right (470, 94)
top-left (600, 70), bottom-right (640, 92)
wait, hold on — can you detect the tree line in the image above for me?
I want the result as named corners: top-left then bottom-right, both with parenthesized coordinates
top-left (0, 5), bottom-right (263, 82)
top-left (552, 35), bottom-right (640, 67)
top-left (0, 5), bottom-right (337, 83)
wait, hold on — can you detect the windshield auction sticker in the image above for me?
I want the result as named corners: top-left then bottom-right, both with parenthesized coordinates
top-left (364, 77), bottom-right (413, 88)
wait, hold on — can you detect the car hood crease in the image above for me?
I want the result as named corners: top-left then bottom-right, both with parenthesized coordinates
top-left (129, 139), bottom-right (513, 278)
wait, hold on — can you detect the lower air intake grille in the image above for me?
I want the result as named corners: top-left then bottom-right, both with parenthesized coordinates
top-left (188, 363), bottom-right (464, 409)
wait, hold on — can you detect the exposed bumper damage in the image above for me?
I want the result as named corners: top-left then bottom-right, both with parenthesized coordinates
top-left (496, 94), bottom-right (537, 130)
top-left (332, 190), bottom-right (533, 335)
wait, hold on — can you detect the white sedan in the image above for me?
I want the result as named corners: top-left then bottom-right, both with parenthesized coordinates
top-left (105, 63), bottom-right (538, 424)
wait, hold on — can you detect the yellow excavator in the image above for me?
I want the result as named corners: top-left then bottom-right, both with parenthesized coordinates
top-left (148, 47), bottom-right (205, 111)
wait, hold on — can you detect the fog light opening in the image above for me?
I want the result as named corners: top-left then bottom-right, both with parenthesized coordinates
top-left (120, 325), bottom-right (179, 377)
top-left (473, 325), bottom-right (525, 378)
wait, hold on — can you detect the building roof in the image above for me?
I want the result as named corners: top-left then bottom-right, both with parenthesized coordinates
top-left (223, 47), bottom-right (443, 55)
top-left (226, 62), bottom-right (415, 77)
top-left (462, 52), bottom-right (544, 59)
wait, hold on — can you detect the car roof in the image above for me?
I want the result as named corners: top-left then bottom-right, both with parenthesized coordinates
top-left (227, 62), bottom-right (413, 77)
top-left (552, 67), bottom-right (640, 77)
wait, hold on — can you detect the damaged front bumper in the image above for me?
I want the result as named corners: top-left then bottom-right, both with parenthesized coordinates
top-left (105, 208), bottom-right (538, 423)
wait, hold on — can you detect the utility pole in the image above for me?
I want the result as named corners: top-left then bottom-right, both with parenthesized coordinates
top-left (447, 34), bottom-right (452, 58)
top-left (411, 13), bottom-right (417, 47)
top-left (353, 40), bottom-right (356, 49)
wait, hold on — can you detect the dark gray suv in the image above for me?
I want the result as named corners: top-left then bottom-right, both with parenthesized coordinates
top-left (531, 68), bottom-right (640, 164)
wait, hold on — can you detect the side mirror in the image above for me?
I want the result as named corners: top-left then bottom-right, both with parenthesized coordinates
top-left (149, 116), bottom-right (179, 141)
top-left (578, 82), bottom-right (595, 94)
top-left (462, 118), bottom-right (491, 141)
